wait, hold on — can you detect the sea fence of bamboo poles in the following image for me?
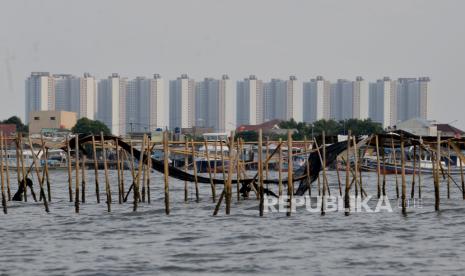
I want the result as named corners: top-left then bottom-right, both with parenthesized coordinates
top-left (1, 130), bottom-right (465, 217)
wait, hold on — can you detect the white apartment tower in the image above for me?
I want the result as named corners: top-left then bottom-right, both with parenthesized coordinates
top-left (196, 75), bottom-right (236, 132)
top-left (330, 77), bottom-right (368, 121)
top-left (236, 75), bottom-right (264, 125)
top-left (25, 72), bottom-right (55, 123)
top-left (97, 73), bottom-right (127, 136)
top-left (127, 74), bottom-right (166, 133)
top-left (169, 74), bottom-right (195, 130)
top-left (55, 73), bottom-right (96, 120)
top-left (263, 76), bottom-right (302, 122)
top-left (302, 76), bottom-right (331, 123)
top-left (397, 77), bottom-right (429, 122)
top-left (353, 76), bottom-right (369, 120)
top-left (369, 77), bottom-right (397, 128)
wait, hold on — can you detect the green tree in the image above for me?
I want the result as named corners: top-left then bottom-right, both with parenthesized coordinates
top-left (71, 117), bottom-right (111, 135)
top-left (1, 116), bottom-right (28, 133)
top-left (235, 130), bottom-right (258, 142)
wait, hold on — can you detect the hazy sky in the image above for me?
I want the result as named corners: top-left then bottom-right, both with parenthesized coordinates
top-left (1, 0), bottom-right (464, 128)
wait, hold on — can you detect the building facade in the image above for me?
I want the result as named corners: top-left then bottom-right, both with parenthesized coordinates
top-left (236, 75), bottom-right (264, 125)
top-left (25, 72), bottom-right (55, 124)
top-left (169, 74), bottom-right (195, 130)
top-left (303, 76), bottom-right (331, 123)
top-left (97, 73), bottom-right (127, 136)
top-left (369, 77), bottom-right (397, 128)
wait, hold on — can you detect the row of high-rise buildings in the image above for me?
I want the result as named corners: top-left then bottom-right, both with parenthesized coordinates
top-left (25, 72), bottom-right (429, 136)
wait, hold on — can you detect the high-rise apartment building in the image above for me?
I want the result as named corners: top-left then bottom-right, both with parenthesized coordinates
top-left (55, 73), bottom-right (96, 120)
top-left (97, 73), bottom-right (127, 136)
top-left (369, 77), bottom-right (397, 128)
top-left (330, 77), bottom-right (368, 121)
top-left (236, 75), bottom-right (264, 125)
top-left (25, 72), bottom-right (55, 124)
top-left (397, 77), bottom-right (429, 122)
top-left (195, 75), bottom-right (236, 132)
top-left (302, 76), bottom-right (331, 123)
top-left (263, 76), bottom-right (302, 122)
top-left (126, 74), bottom-right (166, 133)
top-left (169, 74), bottom-right (195, 130)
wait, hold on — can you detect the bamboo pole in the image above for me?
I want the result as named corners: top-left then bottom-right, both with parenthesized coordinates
top-left (81, 154), bottom-right (86, 204)
top-left (134, 135), bottom-right (146, 211)
top-left (28, 136), bottom-right (49, 213)
top-left (75, 135), bottom-right (80, 213)
top-left (15, 134), bottom-right (21, 201)
top-left (66, 136), bottom-right (73, 202)
top-left (344, 131), bottom-right (351, 216)
top-left (115, 139), bottom-right (122, 204)
top-left (461, 148), bottom-right (465, 200)
top-left (101, 132), bottom-right (111, 212)
top-left (321, 132), bottom-right (326, 216)
top-left (163, 131), bottom-right (170, 215)
top-left (226, 131), bottom-right (235, 214)
top-left (236, 138), bottom-right (240, 202)
top-left (434, 131), bottom-right (441, 211)
top-left (418, 137), bottom-right (423, 199)
top-left (278, 138), bottom-right (283, 197)
top-left (304, 137), bottom-right (311, 197)
top-left (447, 143), bottom-right (451, 199)
top-left (381, 137), bottom-right (386, 197)
top-left (190, 138), bottom-right (200, 202)
top-left (353, 136), bottom-right (359, 199)
top-left (184, 140), bottom-right (189, 202)
top-left (410, 144), bottom-right (417, 199)
top-left (19, 134), bottom-right (27, 201)
top-left (336, 156), bottom-right (342, 196)
top-left (141, 137), bottom-right (147, 203)
top-left (213, 140), bottom-right (217, 180)
top-left (391, 137), bottom-right (399, 199)
top-left (286, 130), bottom-right (293, 217)
top-left (40, 135), bottom-right (51, 202)
top-left (400, 135), bottom-right (406, 215)
top-left (375, 135), bottom-right (381, 198)
top-left (146, 141), bottom-right (152, 204)
top-left (265, 137), bottom-right (269, 181)
top-left (204, 139), bottom-right (216, 202)
top-left (3, 134), bottom-right (11, 201)
top-left (1, 133), bottom-right (7, 214)
top-left (91, 135), bottom-right (100, 203)
top-left (220, 138), bottom-right (226, 181)
top-left (258, 129), bottom-right (264, 216)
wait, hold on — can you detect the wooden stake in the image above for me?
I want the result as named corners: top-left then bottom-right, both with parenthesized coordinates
top-left (287, 130), bottom-right (293, 217)
top-left (418, 137), bottom-right (423, 199)
top-left (375, 135), bottom-right (381, 198)
top-left (447, 143), bottom-right (451, 199)
top-left (115, 139), bottom-right (122, 204)
top-left (344, 131), bottom-right (351, 216)
top-left (28, 136), bottom-right (49, 213)
top-left (236, 138), bottom-right (240, 202)
top-left (226, 131), bottom-right (235, 214)
top-left (19, 134), bottom-right (27, 201)
top-left (391, 137), bottom-right (399, 199)
top-left (434, 131), bottom-right (441, 211)
top-left (3, 134), bottom-right (11, 201)
top-left (336, 156), bottom-right (342, 197)
top-left (191, 138), bottom-right (200, 202)
top-left (278, 138), bottom-right (283, 197)
top-left (141, 137), bottom-right (147, 203)
top-left (81, 154), bottom-right (86, 204)
top-left (400, 135), bottom-right (406, 215)
top-left (134, 135), bottom-right (146, 211)
top-left (66, 136), bottom-right (73, 202)
top-left (40, 135), bottom-right (51, 202)
top-left (15, 134), bottom-right (21, 201)
top-left (101, 132), bottom-right (111, 212)
top-left (146, 140), bottom-right (152, 204)
top-left (163, 131), bottom-right (170, 215)
top-left (258, 129), bottom-right (264, 216)
top-left (304, 137), bottom-right (311, 197)
top-left (410, 144), bottom-right (417, 199)
top-left (352, 136), bottom-right (359, 199)
top-left (75, 135), bottom-right (80, 213)
top-left (1, 133), bottom-right (7, 214)
top-left (184, 140), bottom-right (189, 202)
top-left (321, 131), bottom-right (326, 216)
top-left (381, 137), bottom-right (386, 197)
top-left (91, 136), bottom-right (100, 203)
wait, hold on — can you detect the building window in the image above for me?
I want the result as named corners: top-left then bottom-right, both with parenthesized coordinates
top-left (50, 117), bottom-right (56, 120)
top-left (34, 117), bottom-right (40, 120)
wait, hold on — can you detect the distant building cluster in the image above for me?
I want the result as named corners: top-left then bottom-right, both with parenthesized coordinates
top-left (25, 72), bottom-right (429, 136)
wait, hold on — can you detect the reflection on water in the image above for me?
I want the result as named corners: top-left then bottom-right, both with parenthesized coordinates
top-left (1, 170), bottom-right (465, 275)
